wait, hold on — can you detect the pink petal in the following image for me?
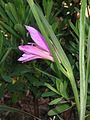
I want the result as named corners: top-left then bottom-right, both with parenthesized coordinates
top-left (19, 45), bottom-right (49, 57)
top-left (25, 26), bottom-right (49, 52)
top-left (18, 45), bottom-right (54, 62)
top-left (18, 54), bottom-right (41, 63)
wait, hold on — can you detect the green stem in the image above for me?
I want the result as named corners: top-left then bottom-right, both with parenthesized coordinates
top-left (68, 71), bottom-right (80, 114)
top-left (79, 0), bottom-right (87, 120)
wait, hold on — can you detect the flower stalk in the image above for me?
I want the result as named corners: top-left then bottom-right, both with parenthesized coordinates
top-left (79, 0), bottom-right (87, 119)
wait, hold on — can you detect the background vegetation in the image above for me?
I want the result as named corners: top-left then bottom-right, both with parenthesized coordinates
top-left (0, 0), bottom-right (90, 120)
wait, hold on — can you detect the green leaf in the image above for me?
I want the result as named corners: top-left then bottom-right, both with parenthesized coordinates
top-left (25, 7), bottom-right (32, 24)
top-left (48, 104), bottom-right (72, 116)
top-left (60, 80), bottom-right (68, 99)
top-left (69, 20), bottom-right (79, 37)
top-left (13, 0), bottom-right (25, 22)
top-left (5, 3), bottom-right (16, 24)
top-left (0, 32), bottom-right (4, 60)
top-left (0, 6), bottom-right (8, 22)
top-left (49, 98), bottom-right (62, 105)
top-left (0, 0), bottom-right (5, 8)
top-left (86, 27), bottom-right (90, 82)
top-left (14, 24), bottom-right (25, 37)
top-left (56, 79), bottom-right (61, 92)
top-left (42, 0), bottom-right (53, 20)
top-left (7, 3), bottom-right (19, 23)
top-left (42, 91), bottom-right (56, 97)
top-left (44, 83), bottom-right (60, 95)
top-left (1, 75), bottom-right (12, 82)
top-left (29, 76), bottom-right (43, 87)
top-left (79, 0), bottom-right (87, 119)
top-left (35, 67), bottom-right (59, 80)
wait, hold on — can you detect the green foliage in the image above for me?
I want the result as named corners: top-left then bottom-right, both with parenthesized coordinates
top-left (0, 0), bottom-right (90, 119)
top-left (0, 0), bottom-right (33, 39)
top-left (48, 103), bottom-right (72, 116)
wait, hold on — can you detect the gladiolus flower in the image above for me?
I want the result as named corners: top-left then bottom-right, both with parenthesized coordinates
top-left (18, 26), bottom-right (54, 63)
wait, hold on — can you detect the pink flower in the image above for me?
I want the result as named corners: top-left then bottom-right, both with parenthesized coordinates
top-left (18, 26), bottom-right (54, 63)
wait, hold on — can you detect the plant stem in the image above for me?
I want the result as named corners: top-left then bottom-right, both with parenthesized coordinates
top-left (69, 72), bottom-right (80, 114)
top-left (79, 0), bottom-right (87, 120)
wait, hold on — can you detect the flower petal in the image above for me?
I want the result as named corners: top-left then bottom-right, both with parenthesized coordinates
top-left (25, 26), bottom-right (49, 52)
top-left (18, 54), bottom-right (41, 63)
top-left (18, 45), bottom-right (54, 61)
top-left (19, 45), bottom-right (49, 56)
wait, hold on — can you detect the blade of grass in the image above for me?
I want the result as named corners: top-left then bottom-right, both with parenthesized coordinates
top-left (0, 6), bottom-right (8, 22)
top-left (0, 48), bottom-right (12, 65)
top-left (44, 83), bottom-right (60, 95)
top-left (86, 27), bottom-right (90, 80)
top-left (5, 4), bottom-right (16, 24)
top-left (86, 27), bottom-right (90, 118)
top-left (0, 105), bottom-right (41, 120)
top-left (35, 67), bottom-right (59, 80)
top-left (0, 21), bottom-right (20, 38)
top-left (79, 0), bottom-right (87, 119)
top-left (0, 32), bottom-right (3, 60)
top-left (69, 20), bottom-right (79, 37)
top-left (8, 3), bottom-right (19, 23)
